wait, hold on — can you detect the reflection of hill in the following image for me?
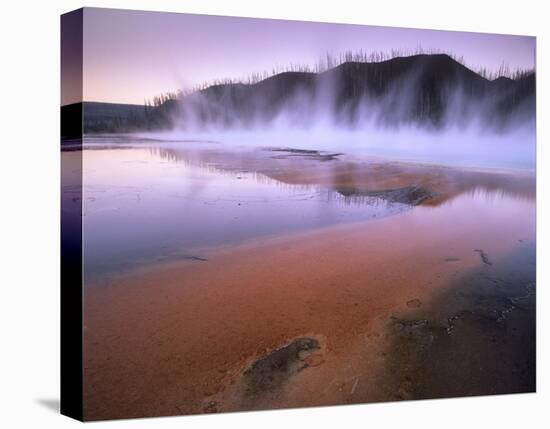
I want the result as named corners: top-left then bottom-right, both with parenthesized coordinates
top-left (144, 143), bottom-right (535, 207)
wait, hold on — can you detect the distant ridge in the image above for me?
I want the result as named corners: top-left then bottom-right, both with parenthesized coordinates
top-left (71, 54), bottom-right (535, 134)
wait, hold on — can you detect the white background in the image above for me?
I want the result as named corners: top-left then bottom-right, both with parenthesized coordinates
top-left (0, 0), bottom-right (548, 427)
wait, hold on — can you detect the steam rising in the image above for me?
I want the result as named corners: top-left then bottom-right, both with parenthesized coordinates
top-left (157, 55), bottom-right (536, 169)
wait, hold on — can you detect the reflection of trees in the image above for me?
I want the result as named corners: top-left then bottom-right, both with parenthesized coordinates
top-left (79, 138), bottom-right (535, 208)
top-left (147, 144), bottom-right (535, 207)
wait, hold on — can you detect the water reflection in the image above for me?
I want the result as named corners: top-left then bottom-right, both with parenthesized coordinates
top-left (144, 142), bottom-right (535, 205)
top-left (76, 137), bottom-right (535, 281)
top-left (81, 145), bottom-right (408, 281)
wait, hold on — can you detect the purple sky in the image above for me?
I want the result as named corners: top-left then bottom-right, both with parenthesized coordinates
top-left (81, 7), bottom-right (535, 105)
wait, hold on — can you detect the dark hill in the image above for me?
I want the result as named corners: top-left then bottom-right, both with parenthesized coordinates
top-left (82, 102), bottom-right (148, 133)
top-left (75, 54), bottom-right (535, 134)
top-left (61, 102), bottom-right (148, 138)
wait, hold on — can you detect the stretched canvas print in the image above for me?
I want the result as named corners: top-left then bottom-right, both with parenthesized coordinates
top-left (61, 7), bottom-right (536, 421)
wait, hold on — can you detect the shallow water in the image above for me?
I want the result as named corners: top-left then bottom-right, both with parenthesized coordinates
top-left (74, 136), bottom-right (536, 283)
top-left (80, 137), bottom-right (536, 419)
top-left (79, 141), bottom-right (412, 280)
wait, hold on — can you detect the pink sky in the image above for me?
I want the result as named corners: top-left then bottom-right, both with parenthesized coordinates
top-left (80, 7), bottom-right (535, 105)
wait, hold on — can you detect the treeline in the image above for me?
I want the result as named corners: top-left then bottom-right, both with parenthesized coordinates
top-left (170, 53), bottom-right (535, 130)
top-left (82, 51), bottom-right (535, 134)
top-left (178, 48), bottom-right (534, 95)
